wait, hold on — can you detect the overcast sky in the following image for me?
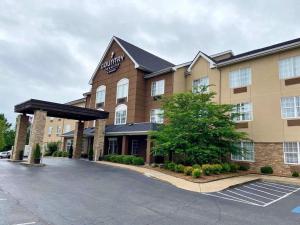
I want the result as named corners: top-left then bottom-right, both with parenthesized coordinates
top-left (1, 0), bottom-right (299, 124)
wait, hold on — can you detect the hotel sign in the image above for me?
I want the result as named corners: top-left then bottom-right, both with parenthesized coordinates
top-left (100, 52), bottom-right (125, 74)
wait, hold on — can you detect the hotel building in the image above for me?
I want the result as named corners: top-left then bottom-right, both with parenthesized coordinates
top-left (62, 36), bottom-right (300, 175)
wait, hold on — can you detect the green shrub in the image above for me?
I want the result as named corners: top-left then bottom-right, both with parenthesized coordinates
top-left (221, 163), bottom-right (231, 173)
top-left (33, 144), bottom-right (41, 160)
top-left (175, 164), bottom-right (185, 173)
top-left (88, 147), bottom-right (93, 161)
top-left (260, 166), bottom-right (273, 174)
top-left (46, 142), bottom-right (60, 156)
top-left (292, 171), bottom-right (299, 177)
top-left (239, 164), bottom-right (250, 171)
top-left (192, 164), bottom-right (201, 169)
top-left (132, 157), bottom-right (144, 165)
top-left (122, 155), bottom-right (135, 164)
top-left (229, 163), bottom-right (240, 173)
top-left (202, 164), bottom-right (212, 176)
top-left (192, 168), bottom-right (202, 178)
top-left (167, 162), bottom-right (176, 171)
top-left (184, 166), bottom-right (193, 176)
top-left (211, 164), bottom-right (222, 174)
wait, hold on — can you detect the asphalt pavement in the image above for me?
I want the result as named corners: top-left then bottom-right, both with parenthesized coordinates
top-left (0, 158), bottom-right (299, 225)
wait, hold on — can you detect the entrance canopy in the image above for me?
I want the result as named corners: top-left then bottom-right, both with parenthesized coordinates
top-left (15, 99), bottom-right (109, 121)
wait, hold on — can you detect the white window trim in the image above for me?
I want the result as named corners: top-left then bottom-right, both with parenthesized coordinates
top-left (116, 78), bottom-right (129, 103)
top-left (150, 108), bottom-right (164, 124)
top-left (283, 142), bottom-right (300, 165)
top-left (48, 127), bottom-right (53, 135)
top-left (233, 102), bottom-right (253, 122)
top-left (151, 80), bottom-right (165, 96)
top-left (192, 76), bottom-right (209, 93)
top-left (114, 104), bottom-right (127, 125)
top-left (278, 56), bottom-right (300, 80)
top-left (96, 85), bottom-right (106, 106)
top-left (231, 142), bottom-right (255, 162)
top-left (229, 68), bottom-right (252, 89)
top-left (280, 96), bottom-right (300, 119)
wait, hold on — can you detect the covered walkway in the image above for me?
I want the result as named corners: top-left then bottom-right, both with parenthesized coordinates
top-left (12, 99), bottom-right (109, 164)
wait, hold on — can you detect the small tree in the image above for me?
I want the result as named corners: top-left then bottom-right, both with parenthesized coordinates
top-left (46, 142), bottom-right (60, 156)
top-left (33, 143), bottom-right (41, 164)
top-left (88, 147), bottom-right (94, 161)
top-left (68, 145), bottom-right (73, 159)
top-left (150, 87), bottom-right (248, 165)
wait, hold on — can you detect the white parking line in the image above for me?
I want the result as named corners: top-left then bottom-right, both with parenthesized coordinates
top-left (249, 183), bottom-right (288, 194)
top-left (234, 188), bottom-right (275, 201)
top-left (263, 187), bottom-right (300, 207)
top-left (258, 182), bottom-right (297, 191)
top-left (203, 192), bottom-right (261, 206)
top-left (243, 185), bottom-right (282, 197)
top-left (261, 181), bottom-right (298, 190)
top-left (12, 222), bottom-right (36, 225)
top-left (226, 190), bottom-right (266, 204)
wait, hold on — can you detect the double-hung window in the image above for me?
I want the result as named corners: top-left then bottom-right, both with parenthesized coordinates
top-left (96, 85), bottom-right (106, 108)
top-left (116, 78), bottom-right (129, 101)
top-left (192, 76), bottom-right (209, 93)
top-left (283, 142), bottom-right (300, 164)
top-left (115, 104), bottom-right (127, 125)
top-left (279, 56), bottom-right (300, 79)
top-left (229, 68), bottom-right (251, 88)
top-left (131, 140), bottom-right (139, 155)
top-left (151, 80), bottom-right (165, 96)
top-left (150, 109), bottom-right (164, 124)
top-left (108, 138), bottom-right (118, 154)
top-left (281, 96), bottom-right (300, 119)
top-left (231, 142), bottom-right (255, 162)
top-left (56, 126), bottom-right (62, 135)
top-left (233, 102), bottom-right (253, 122)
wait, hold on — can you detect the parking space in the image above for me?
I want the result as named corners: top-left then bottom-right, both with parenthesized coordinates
top-left (203, 180), bottom-right (300, 207)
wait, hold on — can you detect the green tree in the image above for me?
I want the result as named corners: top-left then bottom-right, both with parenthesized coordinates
top-left (0, 114), bottom-right (15, 151)
top-left (150, 87), bottom-right (249, 165)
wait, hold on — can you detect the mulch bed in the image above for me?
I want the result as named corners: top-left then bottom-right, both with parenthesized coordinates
top-left (144, 166), bottom-right (252, 183)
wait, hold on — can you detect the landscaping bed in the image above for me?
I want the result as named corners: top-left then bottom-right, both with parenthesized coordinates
top-left (145, 165), bottom-right (251, 183)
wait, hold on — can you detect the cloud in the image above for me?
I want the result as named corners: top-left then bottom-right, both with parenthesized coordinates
top-left (0, 0), bottom-right (299, 124)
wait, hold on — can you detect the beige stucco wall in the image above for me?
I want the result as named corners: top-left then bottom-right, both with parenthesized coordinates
top-left (220, 48), bottom-right (300, 142)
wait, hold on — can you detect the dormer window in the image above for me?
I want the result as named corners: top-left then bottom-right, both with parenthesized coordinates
top-left (151, 80), bottom-right (165, 97)
top-left (96, 85), bottom-right (106, 108)
top-left (116, 78), bottom-right (129, 103)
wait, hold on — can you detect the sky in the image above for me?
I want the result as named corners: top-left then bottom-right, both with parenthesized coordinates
top-left (0, 0), bottom-right (299, 124)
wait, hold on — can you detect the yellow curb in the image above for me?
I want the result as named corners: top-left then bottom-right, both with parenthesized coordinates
top-left (96, 161), bottom-right (262, 193)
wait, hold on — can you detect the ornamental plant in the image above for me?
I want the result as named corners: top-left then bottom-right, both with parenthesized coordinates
top-left (175, 164), bottom-right (185, 173)
top-left (150, 87), bottom-right (248, 164)
top-left (184, 166), bottom-right (193, 176)
top-left (192, 168), bottom-right (202, 178)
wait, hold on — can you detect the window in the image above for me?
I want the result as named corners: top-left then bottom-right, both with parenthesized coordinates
top-left (232, 142), bottom-right (255, 162)
top-left (116, 78), bottom-right (129, 101)
top-left (108, 138), bottom-right (118, 154)
top-left (281, 96), bottom-right (300, 119)
top-left (96, 85), bottom-right (106, 108)
top-left (283, 142), bottom-right (300, 164)
top-left (150, 109), bottom-right (164, 124)
top-left (115, 104), bottom-right (127, 125)
top-left (64, 124), bottom-right (71, 133)
top-left (279, 56), bottom-right (300, 79)
top-left (233, 103), bottom-right (253, 122)
top-left (192, 76), bottom-right (209, 93)
top-left (131, 140), bottom-right (139, 155)
top-left (56, 126), bottom-right (62, 135)
top-left (151, 80), bottom-right (165, 96)
top-left (48, 127), bottom-right (53, 135)
top-left (229, 68), bottom-right (251, 88)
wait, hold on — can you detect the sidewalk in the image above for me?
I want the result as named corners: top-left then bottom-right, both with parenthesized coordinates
top-left (96, 161), bottom-right (300, 193)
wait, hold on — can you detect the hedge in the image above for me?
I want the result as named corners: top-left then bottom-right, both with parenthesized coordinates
top-left (103, 154), bottom-right (144, 165)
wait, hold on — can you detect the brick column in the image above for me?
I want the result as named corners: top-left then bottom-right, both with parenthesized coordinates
top-left (73, 121), bottom-right (84, 159)
top-left (12, 114), bottom-right (29, 161)
top-left (121, 136), bottom-right (128, 155)
top-left (28, 110), bottom-right (47, 164)
top-left (146, 136), bottom-right (152, 164)
top-left (93, 119), bottom-right (106, 161)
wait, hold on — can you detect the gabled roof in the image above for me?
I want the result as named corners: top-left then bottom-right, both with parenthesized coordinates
top-left (187, 51), bottom-right (216, 72)
top-left (217, 37), bottom-right (300, 66)
top-left (89, 36), bottom-right (174, 84)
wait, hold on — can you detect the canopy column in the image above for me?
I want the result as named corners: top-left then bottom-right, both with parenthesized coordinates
top-left (28, 110), bottom-right (47, 164)
top-left (93, 119), bottom-right (106, 161)
top-left (146, 136), bottom-right (152, 164)
top-left (11, 114), bottom-right (29, 161)
top-left (73, 121), bottom-right (84, 159)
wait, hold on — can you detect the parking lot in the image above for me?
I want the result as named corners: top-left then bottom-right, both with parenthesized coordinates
top-left (0, 158), bottom-right (300, 225)
top-left (203, 180), bottom-right (300, 207)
